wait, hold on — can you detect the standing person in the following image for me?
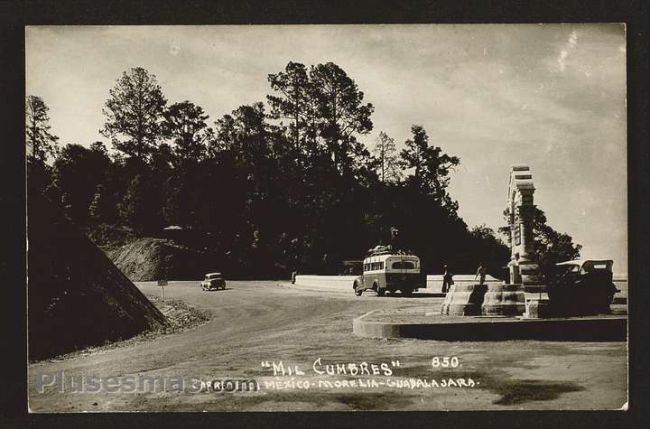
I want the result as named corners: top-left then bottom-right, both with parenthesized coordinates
top-left (475, 262), bottom-right (487, 285)
top-left (507, 254), bottom-right (521, 284)
top-left (442, 265), bottom-right (454, 294)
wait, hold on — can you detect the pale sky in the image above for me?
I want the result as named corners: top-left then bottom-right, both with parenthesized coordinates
top-left (25, 24), bottom-right (628, 275)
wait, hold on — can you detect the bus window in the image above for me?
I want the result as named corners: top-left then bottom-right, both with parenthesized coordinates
top-left (392, 261), bottom-right (416, 269)
top-left (369, 262), bottom-right (384, 271)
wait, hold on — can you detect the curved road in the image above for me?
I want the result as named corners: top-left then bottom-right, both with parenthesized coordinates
top-left (28, 281), bottom-right (627, 411)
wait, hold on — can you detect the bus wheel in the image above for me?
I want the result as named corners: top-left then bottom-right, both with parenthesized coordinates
top-left (376, 285), bottom-right (385, 297)
top-left (353, 281), bottom-right (362, 296)
top-left (402, 289), bottom-right (413, 297)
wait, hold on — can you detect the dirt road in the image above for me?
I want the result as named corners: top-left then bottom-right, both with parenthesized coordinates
top-left (28, 281), bottom-right (627, 411)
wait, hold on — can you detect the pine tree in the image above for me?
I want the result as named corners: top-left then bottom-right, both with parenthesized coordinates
top-left (26, 95), bottom-right (59, 163)
top-left (372, 131), bottom-right (402, 183)
top-left (100, 67), bottom-right (167, 163)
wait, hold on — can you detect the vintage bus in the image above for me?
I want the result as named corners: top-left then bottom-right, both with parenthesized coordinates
top-left (353, 252), bottom-right (426, 297)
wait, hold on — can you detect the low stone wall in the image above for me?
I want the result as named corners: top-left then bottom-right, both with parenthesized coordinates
top-left (294, 274), bottom-right (500, 292)
top-left (426, 274), bottom-right (500, 293)
top-left (353, 310), bottom-right (627, 341)
top-left (293, 275), bottom-right (358, 290)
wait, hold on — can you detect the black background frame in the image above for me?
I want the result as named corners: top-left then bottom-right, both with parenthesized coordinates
top-left (1, 1), bottom-right (648, 428)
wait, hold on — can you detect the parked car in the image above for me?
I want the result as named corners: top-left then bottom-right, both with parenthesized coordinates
top-left (353, 247), bottom-right (426, 297)
top-left (547, 259), bottom-right (618, 315)
top-left (201, 272), bottom-right (226, 291)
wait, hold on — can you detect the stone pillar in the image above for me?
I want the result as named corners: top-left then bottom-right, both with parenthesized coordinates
top-left (506, 166), bottom-right (544, 292)
top-left (506, 166), bottom-right (548, 318)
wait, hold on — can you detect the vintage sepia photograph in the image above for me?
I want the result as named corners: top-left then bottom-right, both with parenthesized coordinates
top-left (25, 24), bottom-right (627, 412)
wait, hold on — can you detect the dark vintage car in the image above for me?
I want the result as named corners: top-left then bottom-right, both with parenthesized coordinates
top-left (201, 272), bottom-right (226, 291)
top-left (547, 259), bottom-right (618, 315)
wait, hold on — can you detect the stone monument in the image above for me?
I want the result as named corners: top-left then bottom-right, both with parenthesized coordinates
top-left (434, 166), bottom-right (621, 325)
top-left (503, 165), bottom-right (548, 317)
top-left (440, 166), bottom-right (543, 317)
top-left (505, 166), bottom-right (544, 290)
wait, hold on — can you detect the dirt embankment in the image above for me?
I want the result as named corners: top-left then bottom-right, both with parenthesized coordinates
top-left (105, 238), bottom-right (217, 282)
top-left (28, 194), bottom-right (169, 361)
top-left (35, 295), bottom-right (212, 362)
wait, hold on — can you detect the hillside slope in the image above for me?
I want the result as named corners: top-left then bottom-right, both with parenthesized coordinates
top-left (28, 194), bottom-right (169, 361)
top-left (106, 238), bottom-right (216, 281)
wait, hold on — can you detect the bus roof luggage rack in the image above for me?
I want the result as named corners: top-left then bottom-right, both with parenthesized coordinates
top-left (367, 245), bottom-right (415, 257)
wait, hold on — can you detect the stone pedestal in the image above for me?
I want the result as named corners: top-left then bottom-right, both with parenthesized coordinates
top-left (523, 298), bottom-right (551, 319)
top-left (518, 259), bottom-right (542, 285)
top-left (440, 283), bottom-right (487, 316)
top-left (522, 283), bottom-right (547, 294)
top-left (481, 283), bottom-right (526, 316)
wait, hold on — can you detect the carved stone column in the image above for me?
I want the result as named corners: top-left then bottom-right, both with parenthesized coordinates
top-left (507, 166), bottom-right (544, 290)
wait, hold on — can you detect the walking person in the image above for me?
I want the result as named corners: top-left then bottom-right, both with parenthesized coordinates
top-left (475, 262), bottom-right (487, 285)
top-left (442, 265), bottom-right (454, 294)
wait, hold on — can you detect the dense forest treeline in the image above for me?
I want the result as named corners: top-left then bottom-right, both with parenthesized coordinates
top-left (26, 62), bottom-right (580, 279)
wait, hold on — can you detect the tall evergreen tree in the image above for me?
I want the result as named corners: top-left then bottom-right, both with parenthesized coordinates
top-left (308, 62), bottom-right (374, 172)
top-left (267, 62), bottom-right (312, 153)
top-left (100, 67), bottom-right (167, 163)
top-left (372, 131), bottom-right (402, 183)
top-left (400, 125), bottom-right (460, 212)
top-left (162, 100), bottom-right (210, 165)
top-left (25, 95), bottom-right (59, 163)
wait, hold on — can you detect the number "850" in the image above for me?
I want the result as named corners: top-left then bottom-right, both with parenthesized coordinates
top-left (431, 356), bottom-right (460, 368)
